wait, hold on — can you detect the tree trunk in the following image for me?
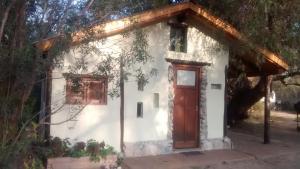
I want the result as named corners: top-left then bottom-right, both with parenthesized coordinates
top-left (294, 102), bottom-right (300, 131)
top-left (10, 0), bottom-right (30, 120)
top-left (0, 0), bottom-right (38, 144)
top-left (227, 2), bottom-right (277, 125)
top-left (227, 77), bottom-right (265, 125)
top-left (263, 75), bottom-right (272, 144)
top-left (0, 0), bottom-right (16, 43)
top-left (120, 55), bottom-right (125, 153)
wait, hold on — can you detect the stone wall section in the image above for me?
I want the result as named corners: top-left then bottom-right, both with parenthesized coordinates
top-left (124, 140), bottom-right (173, 157)
top-left (199, 67), bottom-right (232, 151)
top-left (167, 65), bottom-right (175, 143)
top-left (199, 67), bottom-right (208, 144)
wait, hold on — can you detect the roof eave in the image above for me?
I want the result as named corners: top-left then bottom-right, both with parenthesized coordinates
top-left (35, 2), bottom-right (289, 73)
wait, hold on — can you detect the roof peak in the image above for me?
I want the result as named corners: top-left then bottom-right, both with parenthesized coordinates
top-left (35, 1), bottom-right (288, 72)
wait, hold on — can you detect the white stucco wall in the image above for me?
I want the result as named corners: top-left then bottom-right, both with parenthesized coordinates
top-left (50, 23), bottom-right (171, 152)
top-left (188, 28), bottom-right (229, 139)
top-left (50, 22), bottom-right (229, 153)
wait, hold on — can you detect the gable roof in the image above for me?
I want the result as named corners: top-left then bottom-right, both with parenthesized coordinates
top-left (36, 1), bottom-right (288, 74)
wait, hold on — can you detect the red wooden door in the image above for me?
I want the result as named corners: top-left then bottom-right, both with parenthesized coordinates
top-left (173, 65), bottom-right (200, 149)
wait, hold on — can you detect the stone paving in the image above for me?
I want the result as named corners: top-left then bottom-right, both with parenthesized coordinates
top-left (123, 149), bottom-right (254, 169)
top-left (123, 130), bottom-right (300, 169)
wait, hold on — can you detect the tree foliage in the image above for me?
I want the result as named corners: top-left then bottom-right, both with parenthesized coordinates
top-left (0, 0), bottom-right (164, 168)
top-left (191, 0), bottom-right (300, 122)
top-left (198, 0), bottom-right (300, 75)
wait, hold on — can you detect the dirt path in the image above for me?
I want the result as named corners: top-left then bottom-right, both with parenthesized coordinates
top-left (230, 110), bottom-right (300, 146)
top-left (226, 110), bottom-right (300, 169)
top-left (124, 111), bottom-right (300, 169)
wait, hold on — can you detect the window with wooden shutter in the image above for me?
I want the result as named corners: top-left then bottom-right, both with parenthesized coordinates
top-left (66, 79), bottom-right (86, 104)
top-left (86, 79), bottom-right (107, 105)
top-left (65, 74), bottom-right (107, 105)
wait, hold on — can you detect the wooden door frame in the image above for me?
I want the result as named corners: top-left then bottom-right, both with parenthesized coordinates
top-left (172, 63), bottom-right (201, 149)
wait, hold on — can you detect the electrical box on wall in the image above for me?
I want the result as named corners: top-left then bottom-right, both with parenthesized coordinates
top-left (211, 83), bottom-right (222, 90)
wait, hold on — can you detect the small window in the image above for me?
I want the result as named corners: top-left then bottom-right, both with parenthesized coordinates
top-left (137, 102), bottom-right (143, 118)
top-left (170, 26), bottom-right (187, 53)
top-left (176, 70), bottom-right (196, 86)
top-left (153, 93), bottom-right (159, 108)
top-left (66, 75), bottom-right (107, 105)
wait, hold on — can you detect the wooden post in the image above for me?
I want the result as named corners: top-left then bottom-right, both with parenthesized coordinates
top-left (38, 73), bottom-right (46, 138)
top-left (120, 55), bottom-right (125, 153)
top-left (295, 102), bottom-right (300, 132)
top-left (45, 68), bottom-right (52, 144)
top-left (264, 75), bottom-right (272, 144)
top-left (297, 110), bottom-right (300, 132)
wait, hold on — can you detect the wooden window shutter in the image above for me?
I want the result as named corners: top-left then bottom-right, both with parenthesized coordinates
top-left (87, 79), bottom-right (107, 105)
top-left (65, 75), bottom-right (107, 105)
top-left (66, 79), bottom-right (86, 104)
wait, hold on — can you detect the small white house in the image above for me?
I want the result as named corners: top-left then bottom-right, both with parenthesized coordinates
top-left (39, 1), bottom-right (288, 157)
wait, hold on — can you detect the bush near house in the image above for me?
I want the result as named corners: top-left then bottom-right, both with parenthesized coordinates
top-left (15, 137), bottom-right (122, 169)
top-left (48, 137), bottom-right (120, 161)
top-left (47, 138), bottom-right (122, 169)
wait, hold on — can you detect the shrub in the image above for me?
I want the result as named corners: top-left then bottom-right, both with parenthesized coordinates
top-left (68, 142), bottom-right (87, 158)
top-left (74, 142), bottom-right (86, 151)
top-left (49, 137), bottom-right (71, 157)
top-left (46, 138), bottom-right (118, 164)
top-left (24, 158), bottom-right (44, 169)
top-left (86, 140), bottom-right (117, 162)
top-left (86, 140), bottom-right (101, 162)
top-left (99, 145), bottom-right (115, 159)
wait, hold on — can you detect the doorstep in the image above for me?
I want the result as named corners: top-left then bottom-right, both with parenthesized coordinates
top-left (123, 149), bottom-right (254, 169)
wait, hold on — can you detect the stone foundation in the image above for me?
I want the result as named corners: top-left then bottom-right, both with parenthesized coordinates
top-left (201, 137), bottom-right (233, 151)
top-left (124, 137), bottom-right (232, 157)
top-left (199, 68), bottom-right (208, 142)
top-left (167, 65), bottom-right (175, 141)
top-left (124, 140), bottom-right (173, 157)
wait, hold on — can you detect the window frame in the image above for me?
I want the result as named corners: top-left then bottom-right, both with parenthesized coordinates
top-left (169, 25), bottom-right (188, 53)
top-left (174, 65), bottom-right (199, 89)
top-left (65, 74), bottom-right (108, 105)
